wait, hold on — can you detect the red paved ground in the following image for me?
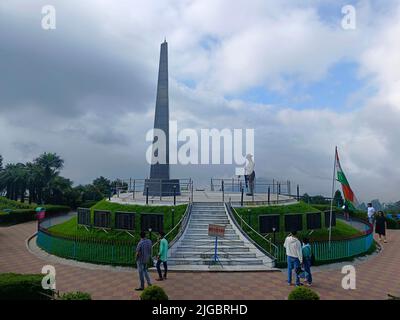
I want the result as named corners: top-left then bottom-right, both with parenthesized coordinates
top-left (0, 221), bottom-right (399, 300)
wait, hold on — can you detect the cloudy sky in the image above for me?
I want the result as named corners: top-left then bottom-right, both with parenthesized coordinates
top-left (1, 0), bottom-right (399, 202)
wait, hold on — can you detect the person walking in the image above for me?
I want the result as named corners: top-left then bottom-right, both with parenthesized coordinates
top-left (135, 231), bottom-right (153, 291)
top-left (156, 231), bottom-right (169, 281)
top-left (284, 231), bottom-right (303, 286)
top-left (302, 238), bottom-right (313, 286)
top-left (375, 211), bottom-right (388, 243)
top-left (367, 203), bottom-right (376, 229)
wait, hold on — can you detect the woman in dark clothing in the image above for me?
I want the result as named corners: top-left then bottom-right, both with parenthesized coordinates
top-left (375, 211), bottom-right (387, 243)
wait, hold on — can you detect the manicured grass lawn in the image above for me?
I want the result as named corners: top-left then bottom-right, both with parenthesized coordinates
top-left (48, 200), bottom-right (187, 243)
top-left (234, 202), bottom-right (362, 243)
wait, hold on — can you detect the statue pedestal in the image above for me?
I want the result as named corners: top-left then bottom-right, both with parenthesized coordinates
top-left (143, 179), bottom-right (181, 197)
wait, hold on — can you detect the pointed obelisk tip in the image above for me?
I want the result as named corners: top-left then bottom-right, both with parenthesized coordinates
top-left (164, 37), bottom-right (167, 43)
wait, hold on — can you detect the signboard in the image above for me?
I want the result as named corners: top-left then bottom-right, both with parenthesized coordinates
top-left (77, 208), bottom-right (91, 226)
top-left (208, 224), bottom-right (226, 238)
top-left (324, 211), bottom-right (337, 228)
top-left (35, 207), bottom-right (46, 220)
top-left (115, 211), bottom-right (135, 231)
top-left (93, 210), bottom-right (111, 229)
top-left (284, 214), bottom-right (303, 232)
top-left (259, 215), bottom-right (280, 234)
top-left (141, 214), bottom-right (164, 232)
top-left (307, 212), bottom-right (322, 230)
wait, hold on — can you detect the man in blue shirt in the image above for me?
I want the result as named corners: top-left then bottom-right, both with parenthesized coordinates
top-left (135, 231), bottom-right (153, 291)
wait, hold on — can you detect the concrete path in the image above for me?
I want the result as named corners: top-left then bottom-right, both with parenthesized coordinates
top-left (1, 221), bottom-right (399, 300)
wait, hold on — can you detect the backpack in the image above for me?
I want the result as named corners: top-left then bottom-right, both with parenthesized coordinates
top-left (310, 253), bottom-right (316, 266)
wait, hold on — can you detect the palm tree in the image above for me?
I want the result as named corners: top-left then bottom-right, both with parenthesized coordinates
top-left (34, 153), bottom-right (64, 203)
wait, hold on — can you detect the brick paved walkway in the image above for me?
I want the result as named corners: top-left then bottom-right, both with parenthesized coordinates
top-left (0, 222), bottom-right (399, 300)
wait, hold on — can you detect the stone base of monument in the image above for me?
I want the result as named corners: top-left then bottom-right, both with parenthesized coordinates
top-left (143, 179), bottom-right (181, 197)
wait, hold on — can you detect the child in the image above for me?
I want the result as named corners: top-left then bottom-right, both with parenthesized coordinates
top-left (302, 238), bottom-right (313, 286)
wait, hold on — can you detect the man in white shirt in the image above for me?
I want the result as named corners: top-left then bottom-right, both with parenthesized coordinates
top-left (367, 203), bottom-right (376, 227)
top-left (244, 154), bottom-right (255, 196)
top-left (284, 231), bottom-right (303, 286)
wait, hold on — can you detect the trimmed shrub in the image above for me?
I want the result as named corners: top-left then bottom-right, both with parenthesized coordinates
top-left (0, 205), bottom-right (70, 225)
top-left (288, 286), bottom-right (320, 300)
top-left (0, 273), bottom-right (52, 300)
top-left (387, 218), bottom-right (400, 230)
top-left (59, 291), bottom-right (92, 300)
top-left (140, 285), bottom-right (168, 301)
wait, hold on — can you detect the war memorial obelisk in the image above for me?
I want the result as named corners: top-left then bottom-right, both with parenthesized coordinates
top-left (144, 40), bottom-right (180, 196)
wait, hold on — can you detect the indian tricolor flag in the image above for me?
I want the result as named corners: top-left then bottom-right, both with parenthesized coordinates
top-left (335, 148), bottom-right (359, 210)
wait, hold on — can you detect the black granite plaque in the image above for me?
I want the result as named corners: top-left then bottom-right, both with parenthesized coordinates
top-left (141, 213), bottom-right (164, 232)
top-left (93, 210), bottom-right (111, 229)
top-left (259, 215), bottom-right (280, 234)
top-left (284, 214), bottom-right (303, 232)
top-left (324, 210), bottom-right (337, 228)
top-left (307, 212), bottom-right (322, 230)
top-left (115, 211), bottom-right (135, 231)
top-left (77, 208), bottom-right (91, 226)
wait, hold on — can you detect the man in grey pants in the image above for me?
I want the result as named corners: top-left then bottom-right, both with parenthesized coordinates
top-left (135, 231), bottom-right (153, 291)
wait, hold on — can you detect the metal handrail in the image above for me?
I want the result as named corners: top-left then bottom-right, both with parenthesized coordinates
top-left (152, 203), bottom-right (192, 251)
top-left (227, 204), bottom-right (278, 260)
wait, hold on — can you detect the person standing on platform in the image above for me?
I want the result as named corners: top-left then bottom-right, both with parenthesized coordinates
top-left (135, 231), bottom-right (153, 291)
top-left (244, 154), bottom-right (255, 196)
top-left (284, 231), bottom-right (303, 286)
top-left (156, 231), bottom-right (169, 281)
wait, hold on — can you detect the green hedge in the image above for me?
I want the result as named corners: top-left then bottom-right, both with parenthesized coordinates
top-left (288, 287), bottom-right (320, 300)
top-left (387, 218), bottom-right (400, 230)
top-left (59, 291), bottom-right (92, 300)
top-left (0, 273), bottom-right (52, 300)
top-left (140, 285), bottom-right (168, 300)
top-left (0, 205), bottom-right (71, 225)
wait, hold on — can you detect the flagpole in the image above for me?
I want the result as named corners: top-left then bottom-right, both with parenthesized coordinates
top-left (329, 146), bottom-right (338, 249)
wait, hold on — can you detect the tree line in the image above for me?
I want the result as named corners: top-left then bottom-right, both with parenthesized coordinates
top-left (0, 153), bottom-right (123, 208)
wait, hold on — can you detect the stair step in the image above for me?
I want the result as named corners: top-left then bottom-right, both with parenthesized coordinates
top-left (168, 258), bottom-right (264, 266)
top-left (186, 228), bottom-right (236, 234)
top-left (172, 252), bottom-right (257, 259)
top-left (175, 246), bottom-right (251, 252)
top-left (188, 224), bottom-right (233, 229)
top-left (183, 233), bottom-right (239, 241)
top-left (179, 239), bottom-right (245, 246)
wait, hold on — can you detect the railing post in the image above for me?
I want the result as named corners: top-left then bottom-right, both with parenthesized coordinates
top-left (172, 208), bottom-right (175, 229)
top-left (240, 187), bottom-right (244, 207)
top-left (146, 186), bottom-right (149, 205)
top-left (268, 187), bottom-right (270, 205)
top-left (129, 178), bottom-right (132, 193)
top-left (132, 179), bottom-right (135, 200)
top-left (173, 186), bottom-right (176, 206)
top-left (222, 180), bottom-right (225, 203)
top-left (273, 179), bottom-right (275, 194)
top-left (297, 184), bottom-right (300, 201)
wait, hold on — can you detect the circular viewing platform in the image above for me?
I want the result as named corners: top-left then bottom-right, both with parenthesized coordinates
top-left (110, 190), bottom-right (296, 206)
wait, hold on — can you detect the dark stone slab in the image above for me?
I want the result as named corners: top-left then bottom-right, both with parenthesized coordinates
top-left (143, 179), bottom-right (181, 197)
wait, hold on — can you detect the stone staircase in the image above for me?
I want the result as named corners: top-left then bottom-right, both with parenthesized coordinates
top-left (168, 203), bottom-right (276, 271)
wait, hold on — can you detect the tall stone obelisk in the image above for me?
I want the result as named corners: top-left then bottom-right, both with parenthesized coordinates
top-left (145, 40), bottom-right (180, 196)
top-left (150, 40), bottom-right (170, 180)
